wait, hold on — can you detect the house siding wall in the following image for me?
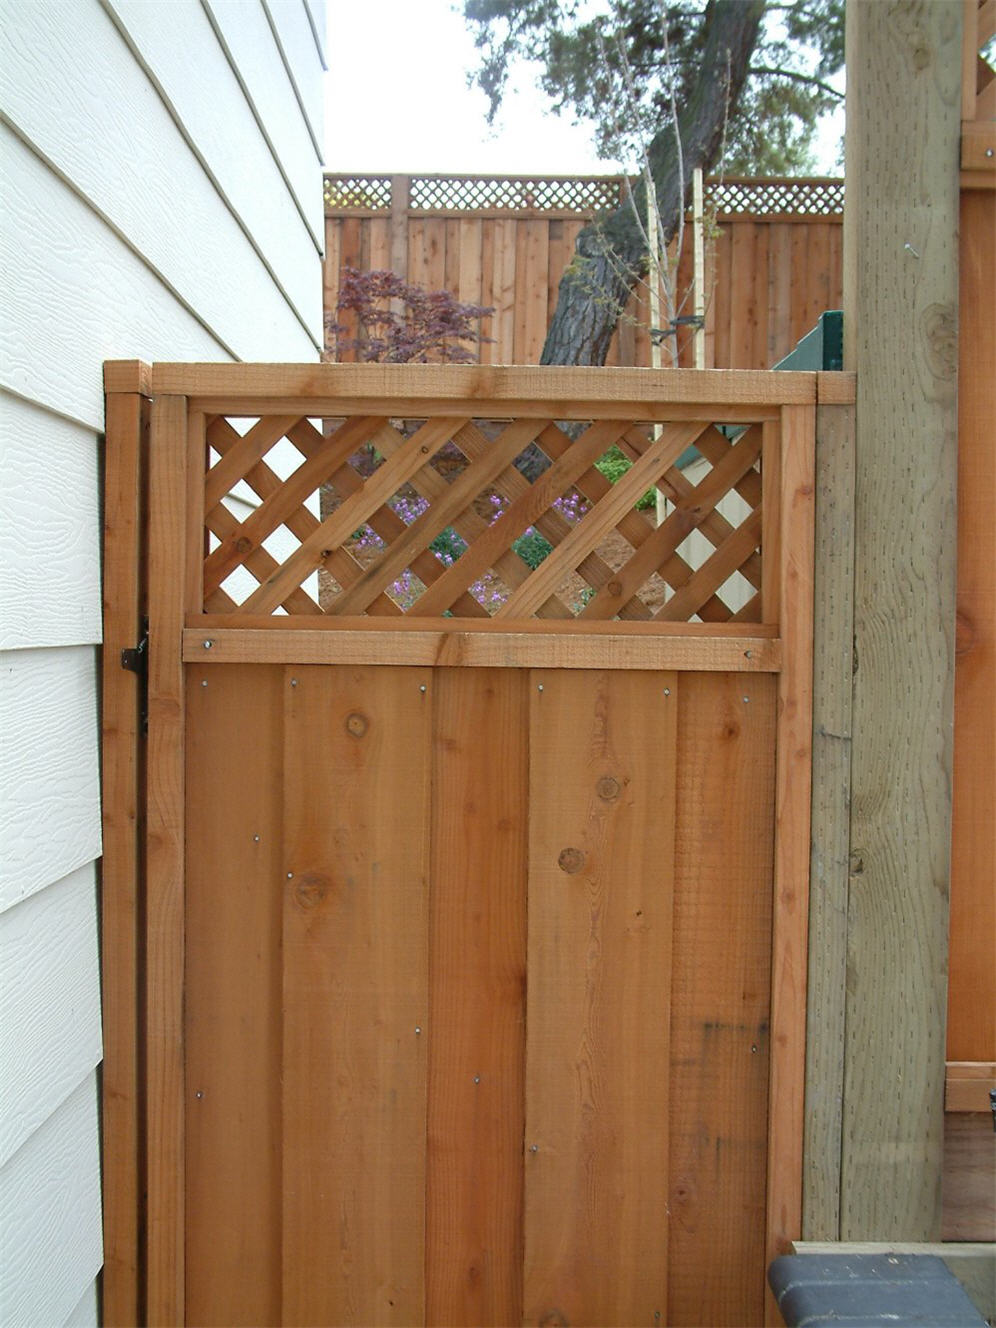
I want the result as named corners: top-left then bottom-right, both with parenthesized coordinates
top-left (0, 1), bottom-right (325, 1321)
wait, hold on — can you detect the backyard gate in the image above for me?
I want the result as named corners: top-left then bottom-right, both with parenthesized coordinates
top-left (102, 362), bottom-right (828, 1328)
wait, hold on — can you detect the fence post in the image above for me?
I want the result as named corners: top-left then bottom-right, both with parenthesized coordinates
top-left (840, 0), bottom-right (961, 1241)
top-left (101, 361), bottom-right (151, 1328)
top-left (391, 174), bottom-right (410, 280)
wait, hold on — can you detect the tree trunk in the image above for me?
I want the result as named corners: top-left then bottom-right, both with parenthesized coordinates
top-left (540, 0), bottom-right (766, 366)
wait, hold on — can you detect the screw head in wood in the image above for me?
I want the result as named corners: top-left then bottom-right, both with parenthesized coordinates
top-left (202, 639), bottom-right (213, 649)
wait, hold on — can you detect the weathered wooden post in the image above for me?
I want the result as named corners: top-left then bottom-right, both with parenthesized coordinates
top-left (838, 0), bottom-right (962, 1240)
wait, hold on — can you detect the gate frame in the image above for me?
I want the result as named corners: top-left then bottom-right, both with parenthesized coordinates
top-left (102, 360), bottom-right (855, 1325)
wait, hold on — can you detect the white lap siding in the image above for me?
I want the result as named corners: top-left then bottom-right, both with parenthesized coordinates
top-left (0, 1), bottom-right (325, 1320)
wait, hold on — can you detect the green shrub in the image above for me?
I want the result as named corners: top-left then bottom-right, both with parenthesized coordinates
top-left (512, 528), bottom-right (553, 568)
top-left (595, 446), bottom-right (655, 511)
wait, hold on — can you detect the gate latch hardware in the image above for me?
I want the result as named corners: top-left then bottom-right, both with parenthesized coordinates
top-left (121, 619), bottom-right (149, 734)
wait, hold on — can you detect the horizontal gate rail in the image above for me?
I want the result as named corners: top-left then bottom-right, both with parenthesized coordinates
top-left (103, 360), bottom-right (854, 1325)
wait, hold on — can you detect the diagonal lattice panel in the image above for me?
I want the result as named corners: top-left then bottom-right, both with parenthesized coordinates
top-left (579, 425), bottom-right (764, 621)
top-left (239, 417), bottom-right (480, 615)
top-left (411, 419), bottom-right (634, 617)
top-left (493, 421), bottom-right (711, 620)
top-left (329, 418), bottom-right (550, 616)
top-left (352, 418), bottom-right (578, 619)
top-left (203, 414), bottom-right (390, 598)
top-left (204, 415), bottom-right (396, 615)
top-left (196, 408), bottom-right (772, 623)
top-left (634, 426), bottom-right (763, 593)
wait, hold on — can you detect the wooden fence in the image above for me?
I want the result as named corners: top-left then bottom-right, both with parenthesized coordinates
top-left (324, 174), bottom-right (844, 369)
top-left (102, 360), bottom-right (856, 1326)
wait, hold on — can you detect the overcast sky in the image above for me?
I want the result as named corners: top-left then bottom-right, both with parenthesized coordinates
top-left (324, 0), bottom-right (844, 177)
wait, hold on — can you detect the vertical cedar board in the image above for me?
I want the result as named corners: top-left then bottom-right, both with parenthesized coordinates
top-left (100, 381), bottom-right (147, 1328)
top-left (728, 221), bottom-right (758, 369)
top-left (183, 665), bottom-right (283, 1326)
top-left (947, 187), bottom-right (996, 1063)
top-left (523, 669), bottom-right (677, 1328)
top-left (144, 394), bottom-right (188, 1327)
top-left (281, 666), bottom-right (431, 1326)
top-left (667, 672), bottom-right (775, 1327)
top-left (766, 402), bottom-right (817, 1317)
top-left (841, 0), bottom-right (961, 1240)
top-left (804, 401), bottom-right (856, 1239)
top-left (426, 669), bottom-right (528, 1325)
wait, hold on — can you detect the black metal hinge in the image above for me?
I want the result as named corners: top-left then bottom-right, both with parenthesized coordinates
top-left (121, 617), bottom-right (149, 734)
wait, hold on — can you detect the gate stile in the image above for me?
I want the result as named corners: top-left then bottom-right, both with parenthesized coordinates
top-left (103, 362), bottom-right (827, 1327)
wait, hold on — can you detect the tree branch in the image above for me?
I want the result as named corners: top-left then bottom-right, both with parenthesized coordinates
top-left (540, 0), bottom-right (765, 366)
top-left (748, 64), bottom-right (844, 99)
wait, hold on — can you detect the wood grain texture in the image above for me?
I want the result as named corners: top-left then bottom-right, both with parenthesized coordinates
top-left (64, 1279), bottom-right (99, 1328)
top-left (0, 645), bottom-right (101, 911)
top-left (0, 1074), bottom-right (103, 1328)
top-left (524, 669), bottom-right (677, 1328)
top-left (804, 402), bottom-right (856, 1240)
top-left (426, 669), bottom-right (528, 1325)
top-left (945, 1062), bottom-right (996, 1112)
top-left (841, 0), bottom-right (962, 1241)
top-left (184, 665), bottom-right (284, 1327)
top-left (2, 0), bottom-right (319, 353)
top-left (201, 0), bottom-right (325, 246)
top-left (942, 1113), bottom-right (996, 1241)
top-left (145, 394), bottom-right (188, 1326)
top-left (668, 672), bottom-right (776, 1326)
top-left (182, 624), bottom-right (780, 671)
top-left (152, 360), bottom-right (819, 406)
top-left (947, 187), bottom-right (995, 1064)
top-left (100, 377), bottom-right (146, 1325)
top-left (282, 666), bottom-right (431, 1326)
top-left (0, 864), bottom-right (102, 1166)
top-left (0, 127), bottom-right (230, 432)
top-left (767, 404), bottom-right (816, 1291)
top-left (103, 0), bottom-right (322, 339)
top-left (261, 0), bottom-right (326, 150)
top-left (0, 395), bottom-right (101, 649)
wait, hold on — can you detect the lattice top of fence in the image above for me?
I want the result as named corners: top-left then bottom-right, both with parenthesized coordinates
top-left (324, 172), bottom-right (844, 216)
top-left (200, 401), bottom-right (768, 624)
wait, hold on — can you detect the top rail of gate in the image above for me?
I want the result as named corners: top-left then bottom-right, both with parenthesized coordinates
top-left (106, 361), bottom-right (852, 671)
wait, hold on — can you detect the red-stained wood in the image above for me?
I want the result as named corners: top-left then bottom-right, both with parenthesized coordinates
top-left (524, 668), bottom-right (678, 1328)
top-left (100, 375), bottom-right (148, 1328)
top-left (668, 672), bottom-right (777, 1326)
top-left (948, 186), bottom-right (996, 1064)
top-left (184, 665), bottom-right (284, 1326)
top-left (426, 669), bottom-right (528, 1324)
top-left (281, 665), bottom-right (431, 1326)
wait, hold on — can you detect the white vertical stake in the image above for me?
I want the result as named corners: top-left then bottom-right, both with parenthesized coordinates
top-left (693, 167), bottom-right (706, 370)
top-left (648, 191), bottom-right (668, 526)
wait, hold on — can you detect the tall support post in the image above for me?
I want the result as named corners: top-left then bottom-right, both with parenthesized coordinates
top-left (840, 0), bottom-right (962, 1239)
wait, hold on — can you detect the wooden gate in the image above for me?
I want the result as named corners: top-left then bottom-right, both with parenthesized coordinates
top-left (102, 362), bottom-right (822, 1327)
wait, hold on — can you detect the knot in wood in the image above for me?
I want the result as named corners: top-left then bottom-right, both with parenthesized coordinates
top-left (921, 302), bottom-right (957, 380)
top-left (345, 712), bottom-right (369, 738)
top-left (596, 775), bottom-right (621, 802)
top-left (557, 847), bottom-right (585, 875)
top-left (607, 580), bottom-right (623, 597)
top-left (235, 536), bottom-right (253, 554)
top-left (294, 874), bottom-right (330, 909)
